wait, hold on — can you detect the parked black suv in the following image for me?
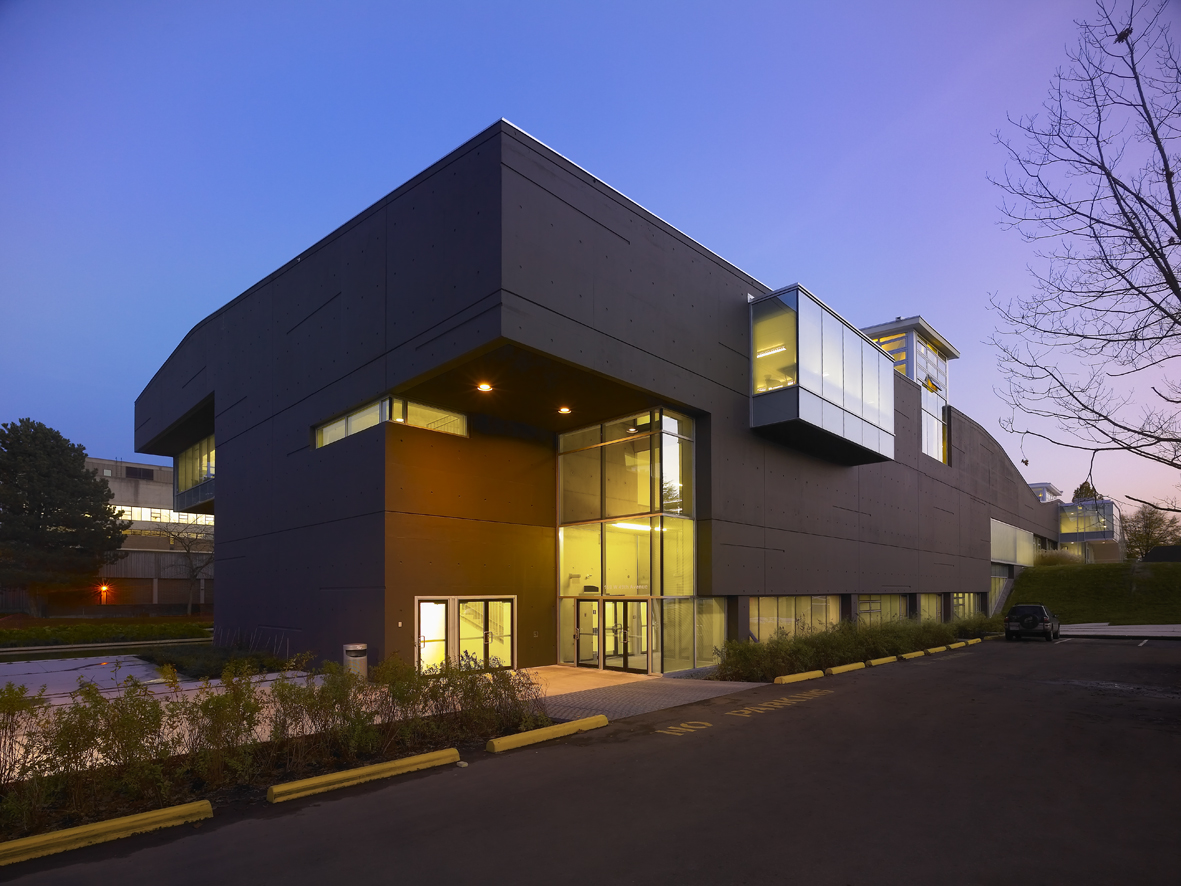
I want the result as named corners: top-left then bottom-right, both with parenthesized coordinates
top-left (1004, 603), bottom-right (1060, 642)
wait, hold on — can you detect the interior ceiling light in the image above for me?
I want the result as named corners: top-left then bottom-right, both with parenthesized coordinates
top-left (558, 407), bottom-right (571, 414)
top-left (477, 383), bottom-right (492, 392)
top-left (626, 426), bottom-right (638, 434)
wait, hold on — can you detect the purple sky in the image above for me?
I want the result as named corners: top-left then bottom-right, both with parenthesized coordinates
top-left (1, 0), bottom-right (1176, 510)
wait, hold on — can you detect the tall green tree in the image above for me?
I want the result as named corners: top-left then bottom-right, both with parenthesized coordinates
top-left (1122, 503), bottom-right (1181, 559)
top-left (1072, 480), bottom-right (1101, 502)
top-left (0, 419), bottom-right (128, 610)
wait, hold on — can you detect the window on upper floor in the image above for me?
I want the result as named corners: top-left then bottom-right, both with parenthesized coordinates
top-left (314, 396), bottom-right (467, 449)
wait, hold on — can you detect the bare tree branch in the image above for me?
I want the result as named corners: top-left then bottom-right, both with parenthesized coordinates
top-left (990, 1), bottom-right (1181, 507)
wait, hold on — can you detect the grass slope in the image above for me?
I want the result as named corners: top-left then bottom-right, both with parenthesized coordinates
top-left (1007, 563), bottom-right (1181, 625)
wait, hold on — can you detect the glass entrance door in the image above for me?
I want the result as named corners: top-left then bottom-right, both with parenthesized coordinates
top-left (603, 599), bottom-right (648, 673)
top-left (576, 599), bottom-right (599, 668)
top-left (459, 599), bottom-right (514, 669)
top-left (418, 600), bottom-right (448, 672)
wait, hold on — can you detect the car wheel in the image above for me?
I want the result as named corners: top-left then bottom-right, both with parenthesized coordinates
top-left (1045, 631), bottom-right (1054, 642)
top-left (1005, 632), bottom-right (1012, 641)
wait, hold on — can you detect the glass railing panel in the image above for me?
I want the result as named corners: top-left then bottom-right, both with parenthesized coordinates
top-left (862, 339), bottom-right (880, 428)
top-left (798, 294), bottom-right (823, 394)
top-left (842, 325), bottom-right (863, 418)
top-left (821, 309), bottom-right (844, 406)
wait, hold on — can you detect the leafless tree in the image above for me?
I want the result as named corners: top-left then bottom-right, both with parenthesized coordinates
top-left (990, 0), bottom-right (1181, 510)
top-left (158, 519), bottom-right (214, 616)
top-left (1121, 502), bottom-right (1181, 558)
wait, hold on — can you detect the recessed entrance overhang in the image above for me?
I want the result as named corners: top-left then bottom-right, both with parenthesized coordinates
top-left (398, 341), bottom-right (682, 432)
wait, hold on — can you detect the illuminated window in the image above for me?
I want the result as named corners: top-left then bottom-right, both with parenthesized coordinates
top-left (114, 505), bottom-right (214, 526)
top-left (314, 396), bottom-right (466, 449)
top-left (177, 435), bottom-right (215, 493)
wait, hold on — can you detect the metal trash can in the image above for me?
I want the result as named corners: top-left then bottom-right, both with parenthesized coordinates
top-left (343, 643), bottom-right (368, 679)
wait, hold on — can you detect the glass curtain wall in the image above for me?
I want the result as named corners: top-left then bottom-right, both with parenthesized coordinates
top-left (558, 409), bottom-right (705, 673)
top-left (748, 595), bottom-right (841, 641)
top-left (751, 287), bottom-right (896, 459)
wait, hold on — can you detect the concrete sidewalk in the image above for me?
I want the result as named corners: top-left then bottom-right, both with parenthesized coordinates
top-left (1060, 623), bottom-right (1181, 639)
top-left (542, 676), bottom-right (765, 721)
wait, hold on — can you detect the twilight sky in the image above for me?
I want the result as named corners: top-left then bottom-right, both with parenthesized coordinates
top-left (1, 0), bottom-right (1177, 510)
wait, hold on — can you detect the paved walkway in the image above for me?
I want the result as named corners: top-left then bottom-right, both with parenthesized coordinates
top-left (0, 655), bottom-right (163, 700)
top-left (542, 675), bottom-right (765, 721)
top-left (1060, 623), bottom-right (1181, 639)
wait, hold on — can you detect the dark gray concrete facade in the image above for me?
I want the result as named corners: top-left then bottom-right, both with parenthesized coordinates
top-left (136, 120), bottom-right (1058, 665)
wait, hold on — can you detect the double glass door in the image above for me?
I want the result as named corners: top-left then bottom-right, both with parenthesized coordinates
top-left (417, 597), bottom-right (515, 671)
top-left (576, 598), bottom-right (648, 673)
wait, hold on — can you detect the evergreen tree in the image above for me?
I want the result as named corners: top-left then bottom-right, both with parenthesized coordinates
top-left (1072, 480), bottom-right (1100, 502)
top-left (0, 419), bottom-right (128, 607)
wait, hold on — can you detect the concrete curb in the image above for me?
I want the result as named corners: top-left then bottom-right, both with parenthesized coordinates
top-left (266, 749), bottom-right (459, 803)
top-left (965, 638), bottom-right (982, 645)
top-left (773, 670), bottom-right (825, 684)
top-left (0, 800), bottom-right (212, 867)
top-left (924, 646), bottom-right (948, 655)
top-left (898, 651), bottom-right (925, 660)
top-left (824, 662), bottom-right (866, 676)
top-left (866, 656), bottom-right (897, 667)
top-left (486, 715), bottom-right (608, 753)
top-left (947, 642), bottom-right (967, 650)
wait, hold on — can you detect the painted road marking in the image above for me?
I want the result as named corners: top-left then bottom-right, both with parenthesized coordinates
top-left (654, 689), bottom-right (834, 736)
top-left (725, 688), bottom-right (833, 718)
top-left (655, 721), bottom-right (713, 736)
top-left (1139, 639), bottom-right (1148, 647)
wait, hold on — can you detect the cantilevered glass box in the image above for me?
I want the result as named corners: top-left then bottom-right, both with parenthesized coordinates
top-left (750, 284), bottom-right (895, 465)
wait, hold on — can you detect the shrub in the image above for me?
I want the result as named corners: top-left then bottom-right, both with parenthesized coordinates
top-left (1035, 550), bottom-right (1082, 566)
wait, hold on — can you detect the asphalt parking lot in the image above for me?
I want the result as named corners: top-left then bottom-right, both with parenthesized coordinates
top-left (10, 637), bottom-right (1180, 886)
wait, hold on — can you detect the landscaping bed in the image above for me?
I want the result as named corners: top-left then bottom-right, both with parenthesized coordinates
top-left (0, 655), bottom-right (548, 841)
top-left (0, 622), bottom-right (210, 649)
top-left (715, 615), bottom-right (999, 683)
top-left (1006, 562), bottom-right (1181, 625)
top-left (136, 645), bottom-right (289, 680)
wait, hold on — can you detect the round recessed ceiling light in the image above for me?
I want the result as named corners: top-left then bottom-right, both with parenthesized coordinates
top-left (558, 407), bottom-right (571, 414)
top-left (477, 383), bottom-right (492, 392)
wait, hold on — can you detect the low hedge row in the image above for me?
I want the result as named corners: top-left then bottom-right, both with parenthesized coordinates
top-left (715, 614), bottom-right (1000, 683)
top-left (0, 622), bottom-right (211, 649)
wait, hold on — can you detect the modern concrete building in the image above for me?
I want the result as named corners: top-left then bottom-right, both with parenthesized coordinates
top-left (135, 121), bottom-right (1058, 671)
top-left (86, 457), bottom-right (215, 615)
